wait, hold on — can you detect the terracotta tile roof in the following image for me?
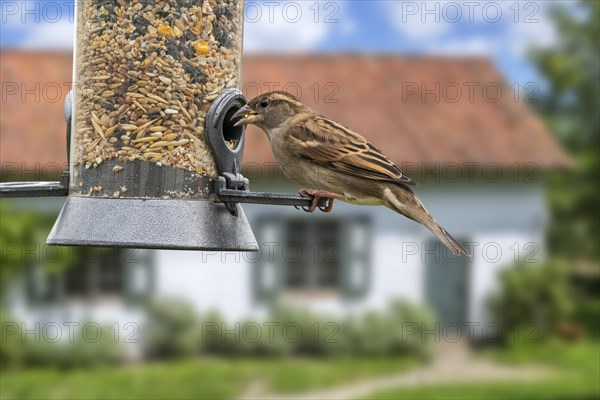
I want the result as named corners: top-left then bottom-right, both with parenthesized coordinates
top-left (241, 54), bottom-right (571, 170)
top-left (1, 51), bottom-right (571, 176)
top-left (1, 51), bottom-right (72, 175)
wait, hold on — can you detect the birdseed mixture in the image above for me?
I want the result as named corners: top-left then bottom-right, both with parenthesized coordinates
top-left (71, 0), bottom-right (242, 196)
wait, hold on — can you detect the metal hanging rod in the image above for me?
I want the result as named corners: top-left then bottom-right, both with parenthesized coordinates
top-left (0, 172), bottom-right (325, 209)
top-left (0, 172), bottom-right (69, 198)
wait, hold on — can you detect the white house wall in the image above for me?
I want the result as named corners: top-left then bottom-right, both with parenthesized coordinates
top-left (154, 249), bottom-right (260, 320)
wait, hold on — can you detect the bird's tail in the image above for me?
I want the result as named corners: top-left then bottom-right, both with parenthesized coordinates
top-left (422, 219), bottom-right (469, 257)
top-left (383, 186), bottom-right (470, 257)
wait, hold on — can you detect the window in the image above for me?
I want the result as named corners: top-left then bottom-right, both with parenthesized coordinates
top-left (27, 248), bottom-right (154, 305)
top-left (284, 218), bottom-right (342, 292)
top-left (64, 248), bottom-right (125, 300)
top-left (254, 215), bottom-right (371, 300)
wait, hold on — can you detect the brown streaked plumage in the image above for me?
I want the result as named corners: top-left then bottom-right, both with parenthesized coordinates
top-left (288, 116), bottom-right (417, 186)
top-left (232, 91), bottom-right (469, 256)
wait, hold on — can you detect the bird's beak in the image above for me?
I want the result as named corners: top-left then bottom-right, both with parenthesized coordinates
top-left (231, 105), bottom-right (260, 127)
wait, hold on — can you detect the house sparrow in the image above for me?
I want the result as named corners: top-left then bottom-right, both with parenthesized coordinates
top-left (232, 91), bottom-right (469, 256)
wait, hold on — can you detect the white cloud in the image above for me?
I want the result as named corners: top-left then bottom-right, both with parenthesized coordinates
top-left (425, 37), bottom-right (499, 56)
top-left (19, 20), bottom-right (74, 50)
top-left (1, 0), bottom-right (74, 49)
top-left (380, 0), bottom-right (562, 60)
top-left (382, 1), bottom-right (454, 40)
top-left (506, 10), bottom-right (557, 57)
top-left (243, 18), bottom-right (328, 53)
top-left (242, 1), bottom-right (342, 52)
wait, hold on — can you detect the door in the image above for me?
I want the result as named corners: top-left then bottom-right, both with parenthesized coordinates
top-left (425, 241), bottom-right (469, 326)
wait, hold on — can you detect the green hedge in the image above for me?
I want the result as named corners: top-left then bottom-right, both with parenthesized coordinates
top-left (145, 298), bottom-right (435, 360)
top-left (1, 314), bottom-right (122, 369)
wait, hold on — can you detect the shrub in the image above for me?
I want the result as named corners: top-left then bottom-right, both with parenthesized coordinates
top-left (1, 316), bottom-right (122, 369)
top-left (24, 324), bottom-right (122, 368)
top-left (387, 300), bottom-right (436, 358)
top-left (199, 310), bottom-right (251, 356)
top-left (143, 298), bottom-right (200, 359)
top-left (490, 259), bottom-right (575, 342)
top-left (196, 300), bottom-right (435, 359)
top-left (332, 300), bottom-right (435, 359)
top-left (573, 298), bottom-right (600, 338)
top-left (0, 312), bottom-right (26, 368)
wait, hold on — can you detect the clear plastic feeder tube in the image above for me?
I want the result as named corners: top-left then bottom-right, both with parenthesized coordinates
top-left (70, 0), bottom-right (244, 199)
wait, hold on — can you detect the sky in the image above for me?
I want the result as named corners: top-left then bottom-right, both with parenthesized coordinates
top-left (0, 0), bottom-right (573, 86)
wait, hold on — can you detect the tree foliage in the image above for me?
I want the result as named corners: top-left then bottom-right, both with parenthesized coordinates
top-left (0, 200), bottom-right (71, 293)
top-left (533, 1), bottom-right (600, 261)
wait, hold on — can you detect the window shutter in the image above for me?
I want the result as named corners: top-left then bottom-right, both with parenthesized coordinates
top-left (125, 249), bottom-right (155, 304)
top-left (341, 217), bottom-right (371, 300)
top-left (253, 219), bottom-right (283, 302)
top-left (25, 266), bottom-right (62, 305)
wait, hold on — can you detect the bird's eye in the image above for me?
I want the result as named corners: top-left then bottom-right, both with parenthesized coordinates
top-left (259, 100), bottom-right (269, 108)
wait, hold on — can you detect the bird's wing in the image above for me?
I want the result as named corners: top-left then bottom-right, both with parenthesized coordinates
top-left (287, 116), bottom-right (418, 186)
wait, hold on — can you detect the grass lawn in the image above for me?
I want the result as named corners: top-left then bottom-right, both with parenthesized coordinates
top-left (0, 357), bottom-right (418, 399)
top-left (2, 342), bottom-right (598, 399)
top-left (366, 340), bottom-right (600, 399)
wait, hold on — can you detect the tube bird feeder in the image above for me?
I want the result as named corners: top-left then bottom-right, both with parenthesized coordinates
top-left (51, 0), bottom-right (257, 250)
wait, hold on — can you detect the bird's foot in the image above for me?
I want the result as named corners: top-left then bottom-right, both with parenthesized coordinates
top-left (297, 189), bottom-right (343, 213)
